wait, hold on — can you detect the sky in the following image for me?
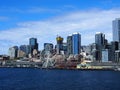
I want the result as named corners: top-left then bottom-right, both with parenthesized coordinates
top-left (0, 0), bottom-right (120, 54)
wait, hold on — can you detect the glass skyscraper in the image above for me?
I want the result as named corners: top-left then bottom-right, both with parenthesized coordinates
top-left (113, 18), bottom-right (120, 42)
top-left (95, 32), bottom-right (105, 61)
top-left (29, 38), bottom-right (38, 54)
top-left (95, 32), bottom-right (105, 50)
top-left (67, 33), bottom-right (81, 55)
top-left (67, 35), bottom-right (73, 55)
top-left (72, 33), bottom-right (81, 55)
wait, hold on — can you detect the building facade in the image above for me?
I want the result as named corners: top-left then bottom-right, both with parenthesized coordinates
top-left (29, 38), bottom-right (38, 55)
top-left (19, 45), bottom-right (31, 57)
top-left (8, 46), bottom-right (18, 59)
top-left (102, 49), bottom-right (110, 62)
top-left (72, 33), bottom-right (81, 55)
top-left (113, 18), bottom-right (120, 42)
top-left (95, 32), bottom-right (105, 49)
top-left (56, 36), bottom-right (63, 54)
top-left (95, 32), bottom-right (106, 61)
top-left (67, 35), bottom-right (73, 55)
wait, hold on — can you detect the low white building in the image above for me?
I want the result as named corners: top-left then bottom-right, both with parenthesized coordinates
top-left (102, 49), bottom-right (110, 62)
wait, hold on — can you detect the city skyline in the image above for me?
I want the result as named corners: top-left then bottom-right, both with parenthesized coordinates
top-left (1, 0), bottom-right (120, 54)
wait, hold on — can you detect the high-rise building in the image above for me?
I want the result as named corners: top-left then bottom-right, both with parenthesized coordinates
top-left (72, 33), bottom-right (81, 55)
top-left (8, 46), bottom-right (18, 59)
top-left (67, 35), bottom-right (73, 55)
top-left (67, 33), bottom-right (81, 55)
top-left (110, 41), bottom-right (119, 62)
top-left (56, 36), bottom-right (63, 54)
top-left (112, 18), bottom-right (120, 42)
top-left (95, 32), bottom-right (105, 61)
top-left (115, 50), bottom-right (120, 62)
top-left (29, 38), bottom-right (38, 54)
top-left (95, 32), bottom-right (105, 49)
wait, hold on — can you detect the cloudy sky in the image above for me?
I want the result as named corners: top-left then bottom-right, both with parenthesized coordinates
top-left (0, 0), bottom-right (120, 54)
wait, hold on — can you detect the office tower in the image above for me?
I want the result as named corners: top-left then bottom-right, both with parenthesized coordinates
top-left (95, 32), bottom-right (105, 61)
top-left (110, 41), bottom-right (119, 62)
top-left (29, 38), bottom-right (38, 54)
top-left (72, 32), bottom-right (81, 55)
top-left (95, 32), bottom-right (105, 49)
top-left (67, 35), bottom-right (73, 55)
top-left (112, 18), bottom-right (120, 42)
top-left (67, 33), bottom-right (81, 55)
top-left (56, 36), bottom-right (63, 54)
top-left (115, 50), bottom-right (120, 62)
top-left (8, 46), bottom-right (18, 59)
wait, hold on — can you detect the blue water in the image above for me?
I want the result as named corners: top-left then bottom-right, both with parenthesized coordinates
top-left (0, 68), bottom-right (120, 90)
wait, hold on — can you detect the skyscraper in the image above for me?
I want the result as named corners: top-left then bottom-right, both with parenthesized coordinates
top-left (113, 18), bottom-right (120, 42)
top-left (29, 38), bottom-right (38, 54)
top-left (95, 32), bottom-right (105, 49)
top-left (8, 46), bottom-right (18, 59)
top-left (67, 35), bottom-right (73, 55)
top-left (72, 33), bottom-right (81, 55)
top-left (56, 36), bottom-right (63, 54)
top-left (95, 32), bottom-right (105, 61)
top-left (67, 33), bottom-right (81, 55)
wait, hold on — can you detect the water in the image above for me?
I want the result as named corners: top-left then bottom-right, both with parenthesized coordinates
top-left (0, 68), bottom-right (120, 90)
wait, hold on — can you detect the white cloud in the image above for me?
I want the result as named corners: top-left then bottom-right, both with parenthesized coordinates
top-left (0, 8), bottom-right (120, 54)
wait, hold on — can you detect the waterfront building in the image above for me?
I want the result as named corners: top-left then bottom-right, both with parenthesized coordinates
top-left (56, 36), bottom-right (63, 54)
top-left (72, 32), bottom-right (81, 55)
top-left (82, 43), bottom-right (98, 60)
top-left (0, 55), bottom-right (9, 60)
top-left (67, 33), bottom-right (81, 55)
top-left (29, 38), bottom-right (38, 55)
top-left (92, 50), bottom-right (100, 61)
top-left (67, 35), bottom-right (73, 55)
top-left (95, 32), bottom-right (105, 49)
top-left (102, 49), bottom-right (110, 62)
top-left (110, 41), bottom-right (119, 62)
top-left (112, 18), bottom-right (120, 42)
top-left (8, 46), bottom-right (18, 59)
top-left (115, 50), bottom-right (120, 62)
top-left (95, 32), bottom-right (105, 61)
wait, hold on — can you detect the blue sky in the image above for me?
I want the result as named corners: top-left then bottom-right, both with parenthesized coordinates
top-left (0, 0), bottom-right (120, 54)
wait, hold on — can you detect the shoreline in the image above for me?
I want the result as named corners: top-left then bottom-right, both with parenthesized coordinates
top-left (0, 66), bottom-right (117, 71)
